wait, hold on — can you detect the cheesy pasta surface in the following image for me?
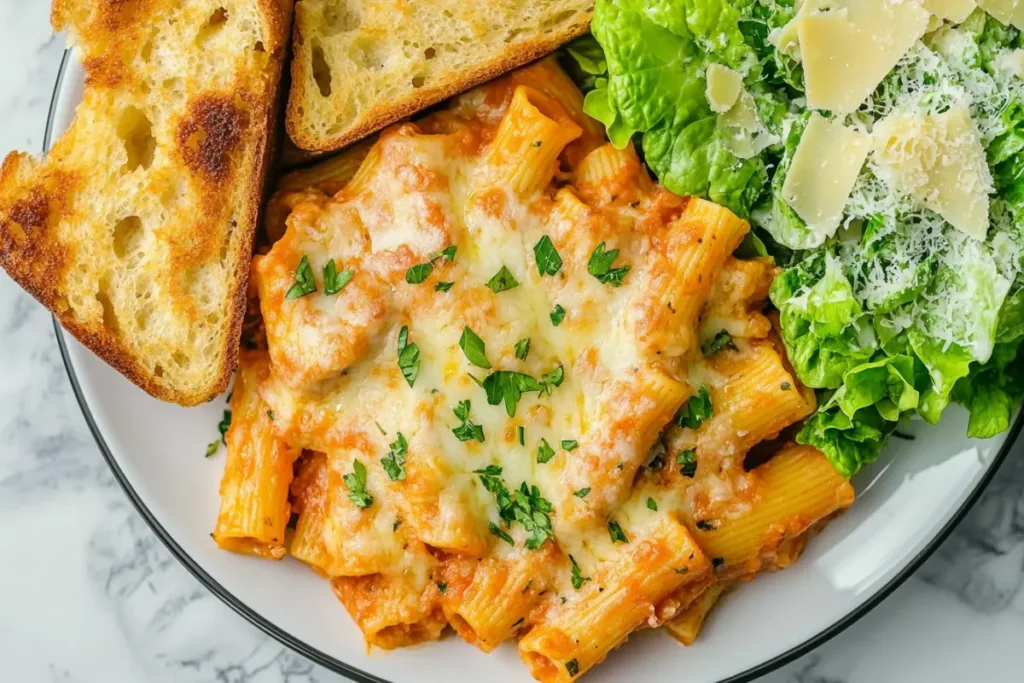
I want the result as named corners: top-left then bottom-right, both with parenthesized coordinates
top-left (214, 60), bottom-right (855, 682)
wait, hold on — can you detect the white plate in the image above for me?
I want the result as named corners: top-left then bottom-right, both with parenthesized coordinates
top-left (49, 49), bottom-right (1023, 683)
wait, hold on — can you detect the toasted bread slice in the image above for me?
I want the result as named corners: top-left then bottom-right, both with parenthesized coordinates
top-left (285, 0), bottom-right (593, 152)
top-left (0, 0), bottom-right (293, 406)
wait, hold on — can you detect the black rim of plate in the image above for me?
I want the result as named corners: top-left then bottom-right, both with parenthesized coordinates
top-left (47, 47), bottom-right (1024, 683)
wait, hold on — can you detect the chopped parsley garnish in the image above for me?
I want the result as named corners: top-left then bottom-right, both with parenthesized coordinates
top-left (381, 432), bottom-right (408, 481)
top-left (781, 381), bottom-right (793, 391)
top-left (540, 365), bottom-right (564, 394)
top-left (701, 329), bottom-right (736, 356)
top-left (518, 425), bottom-right (525, 446)
top-left (550, 304), bottom-right (566, 326)
top-left (486, 265), bottom-right (519, 293)
top-left (405, 246), bottom-right (457, 285)
top-left (217, 410), bottom-right (232, 444)
top-left (435, 281), bottom-right (454, 292)
top-left (677, 448), bottom-right (697, 478)
top-left (675, 385), bottom-right (713, 429)
top-left (481, 370), bottom-right (545, 417)
top-left (607, 520), bottom-right (628, 544)
top-left (436, 581), bottom-right (448, 594)
top-left (489, 521), bottom-right (514, 545)
top-left (569, 555), bottom-right (590, 590)
top-left (533, 235), bottom-right (563, 277)
top-left (573, 487), bottom-right (591, 498)
top-left (396, 326), bottom-right (421, 387)
top-left (285, 255), bottom-right (317, 299)
top-left (405, 262), bottom-right (433, 284)
top-left (696, 519), bottom-right (717, 531)
top-left (204, 441), bottom-right (219, 457)
top-left (536, 439), bottom-right (556, 464)
top-left (566, 659), bottom-right (580, 677)
top-left (587, 242), bottom-right (630, 287)
top-left (647, 497), bottom-right (658, 511)
top-left (458, 327), bottom-right (491, 369)
top-left (474, 466), bottom-right (554, 550)
top-left (514, 338), bottom-right (531, 361)
top-left (561, 439), bottom-right (578, 451)
top-left (343, 460), bottom-right (374, 508)
top-left (322, 259), bottom-right (354, 296)
top-left (452, 400), bottom-right (485, 442)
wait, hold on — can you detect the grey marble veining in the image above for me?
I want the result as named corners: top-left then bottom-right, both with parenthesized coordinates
top-left (3, 2), bottom-right (1024, 682)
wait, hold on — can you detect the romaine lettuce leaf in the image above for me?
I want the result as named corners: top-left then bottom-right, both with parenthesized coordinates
top-left (771, 252), bottom-right (877, 389)
top-left (797, 405), bottom-right (896, 478)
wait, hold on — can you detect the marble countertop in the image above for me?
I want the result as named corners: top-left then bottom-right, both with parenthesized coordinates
top-left (3, 3), bottom-right (1024, 681)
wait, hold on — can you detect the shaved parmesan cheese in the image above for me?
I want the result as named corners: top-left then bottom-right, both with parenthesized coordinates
top-left (720, 91), bottom-right (779, 159)
top-left (798, 0), bottom-right (931, 114)
top-left (873, 104), bottom-right (993, 240)
top-left (994, 48), bottom-right (1024, 78)
top-left (706, 64), bottom-right (742, 113)
top-left (977, 0), bottom-right (1024, 28)
top-left (768, 0), bottom-right (832, 60)
top-left (782, 113), bottom-right (871, 240)
top-left (924, 0), bottom-right (977, 22)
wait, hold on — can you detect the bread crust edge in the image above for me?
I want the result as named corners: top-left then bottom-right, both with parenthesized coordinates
top-left (284, 13), bottom-right (592, 153)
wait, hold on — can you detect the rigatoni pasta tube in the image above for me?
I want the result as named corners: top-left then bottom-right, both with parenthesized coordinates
top-left (635, 198), bottom-right (750, 359)
top-left (693, 444), bottom-right (855, 578)
top-left (442, 546), bottom-right (557, 652)
top-left (287, 452), bottom-right (331, 573)
top-left (485, 86), bottom-right (582, 198)
top-left (698, 341), bottom-right (816, 455)
top-left (213, 350), bottom-right (300, 560)
top-left (332, 542), bottom-right (446, 650)
top-left (321, 445), bottom-right (405, 577)
top-left (402, 439), bottom-right (490, 556)
top-left (664, 581), bottom-right (730, 646)
top-left (519, 515), bottom-right (710, 682)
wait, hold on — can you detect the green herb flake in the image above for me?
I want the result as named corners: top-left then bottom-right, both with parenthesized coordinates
top-left (434, 281), bottom-right (454, 292)
top-left (550, 304), bottom-right (566, 326)
top-left (536, 438), bottom-right (556, 464)
top-left (486, 265), bottom-right (520, 293)
top-left (436, 581), bottom-right (448, 594)
top-left (489, 522), bottom-right (515, 545)
top-left (561, 439), bottom-right (578, 452)
top-left (541, 365), bottom-right (564, 395)
top-left (459, 326), bottom-right (492, 369)
top-left (343, 460), bottom-right (374, 508)
top-left (518, 425), bottom-right (525, 446)
top-left (215, 410), bottom-right (232, 446)
top-left (323, 260), bottom-right (354, 296)
top-left (607, 520), bottom-right (628, 544)
top-left (204, 440), bottom-right (219, 458)
top-left (701, 329), bottom-right (736, 356)
top-left (675, 385), bottom-right (713, 430)
top-left (587, 242), bottom-right (630, 287)
top-left (452, 400), bottom-right (485, 443)
top-left (533, 235), bottom-right (563, 277)
top-left (481, 370), bottom-right (545, 417)
top-left (647, 497), bottom-right (658, 511)
top-left (569, 555), bottom-right (591, 590)
top-left (439, 245), bottom-right (457, 262)
top-left (677, 448), bottom-right (697, 478)
top-left (566, 659), bottom-right (580, 677)
top-left (381, 432), bottom-right (408, 481)
top-left (405, 261), bottom-right (434, 285)
top-left (396, 326), bottom-right (421, 387)
top-left (266, 410), bottom-right (275, 421)
top-left (573, 487), bottom-right (591, 498)
top-left (514, 338), bottom-right (531, 361)
top-left (285, 256), bottom-right (317, 299)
